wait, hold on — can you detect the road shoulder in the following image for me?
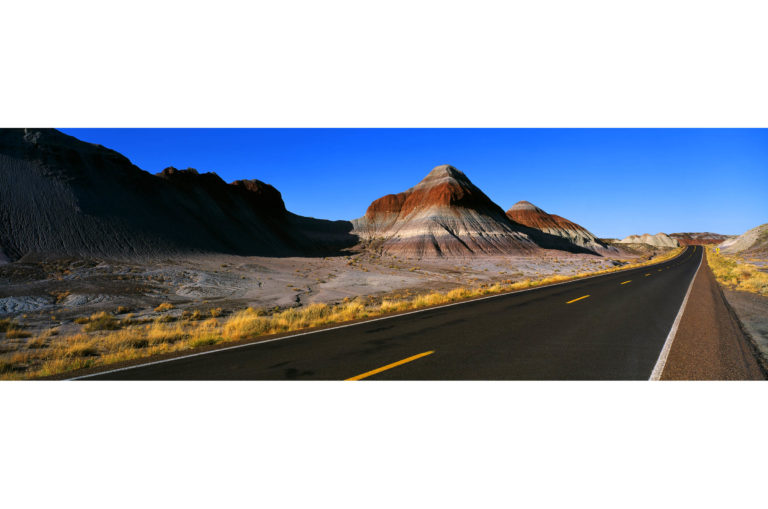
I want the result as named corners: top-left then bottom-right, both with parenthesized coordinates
top-left (661, 255), bottom-right (765, 380)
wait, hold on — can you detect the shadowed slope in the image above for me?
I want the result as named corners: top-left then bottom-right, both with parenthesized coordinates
top-left (506, 201), bottom-right (618, 255)
top-left (0, 129), bottom-right (355, 260)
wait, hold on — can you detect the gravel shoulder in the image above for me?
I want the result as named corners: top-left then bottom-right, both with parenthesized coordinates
top-left (662, 256), bottom-right (765, 380)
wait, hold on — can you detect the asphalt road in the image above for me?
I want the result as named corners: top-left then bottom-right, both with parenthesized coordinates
top-left (81, 246), bottom-right (704, 380)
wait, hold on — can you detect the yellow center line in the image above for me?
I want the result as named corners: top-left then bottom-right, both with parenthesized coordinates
top-left (345, 351), bottom-right (435, 381)
top-left (620, 280), bottom-right (631, 285)
top-left (566, 294), bottom-right (590, 304)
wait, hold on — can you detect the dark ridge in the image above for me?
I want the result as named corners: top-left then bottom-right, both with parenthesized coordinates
top-left (0, 128), bottom-right (356, 261)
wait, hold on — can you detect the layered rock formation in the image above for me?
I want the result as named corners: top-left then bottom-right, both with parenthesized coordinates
top-left (669, 232), bottom-right (730, 245)
top-left (352, 165), bottom-right (538, 257)
top-left (0, 128), bottom-right (355, 260)
top-left (506, 201), bottom-right (617, 255)
top-left (719, 224), bottom-right (768, 254)
top-left (618, 233), bottom-right (680, 248)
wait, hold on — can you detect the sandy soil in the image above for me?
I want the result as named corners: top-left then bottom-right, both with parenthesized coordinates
top-left (0, 248), bottom-right (653, 341)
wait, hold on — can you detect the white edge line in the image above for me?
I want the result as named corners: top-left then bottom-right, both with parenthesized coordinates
top-left (69, 248), bottom-right (691, 380)
top-left (649, 246), bottom-right (704, 381)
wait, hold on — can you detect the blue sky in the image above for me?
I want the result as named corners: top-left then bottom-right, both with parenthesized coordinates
top-left (61, 128), bottom-right (768, 238)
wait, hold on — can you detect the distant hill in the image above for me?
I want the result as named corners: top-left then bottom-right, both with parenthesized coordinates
top-left (669, 232), bottom-right (730, 245)
top-left (0, 128), bottom-right (355, 261)
top-left (617, 233), bottom-right (679, 248)
top-left (506, 201), bottom-right (619, 255)
top-left (719, 224), bottom-right (768, 254)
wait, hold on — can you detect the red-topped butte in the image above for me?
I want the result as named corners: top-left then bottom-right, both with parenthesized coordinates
top-left (506, 201), bottom-right (616, 255)
top-left (353, 165), bottom-right (537, 257)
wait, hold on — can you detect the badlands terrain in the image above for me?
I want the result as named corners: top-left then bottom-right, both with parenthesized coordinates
top-left (0, 128), bottom-right (725, 377)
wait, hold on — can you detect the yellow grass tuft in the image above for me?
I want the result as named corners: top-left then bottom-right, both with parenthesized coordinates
top-left (154, 302), bottom-right (174, 312)
top-left (0, 318), bottom-right (19, 333)
top-left (5, 328), bottom-right (31, 339)
top-left (83, 312), bottom-right (120, 332)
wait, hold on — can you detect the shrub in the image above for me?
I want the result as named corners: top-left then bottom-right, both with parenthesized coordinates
top-left (26, 336), bottom-right (50, 349)
top-left (65, 342), bottom-right (100, 358)
top-left (0, 318), bottom-right (18, 333)
top-left (5, 327), bottom-right (31, 339)
top-left (129, 338), bottom-right (149, 349)
top-left (83, 312), bottom-right (120, 332)
top-left (189, 335), bottom-right (221, 348)
top-left (154, 302), bottom-right (174, 312)
top-left (54, 291), bottom-right (71, 303)
top-left (147, 323), bottom-right (187, 345)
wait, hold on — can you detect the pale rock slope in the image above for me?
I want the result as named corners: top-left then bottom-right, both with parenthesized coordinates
top-left (352, 165), bottom-right (538, 257)
top-left (506, 201), bottom-right (618, 255)
top-left (719, 223), bottom-right (768, 254)
top-left (618, 233), bottom-right (680, 248)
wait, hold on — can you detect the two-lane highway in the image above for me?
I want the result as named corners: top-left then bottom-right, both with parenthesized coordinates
top-left (78, 246), bottom-right (703, 380)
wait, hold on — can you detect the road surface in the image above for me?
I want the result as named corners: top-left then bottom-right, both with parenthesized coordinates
top-left (76, 246), bottom-right (717, 380)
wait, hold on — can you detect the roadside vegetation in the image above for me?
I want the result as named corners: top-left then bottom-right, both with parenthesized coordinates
top-left (706, 247), bottom-right (768, 296)
top-left (0, 248), bottom-right (683, 380)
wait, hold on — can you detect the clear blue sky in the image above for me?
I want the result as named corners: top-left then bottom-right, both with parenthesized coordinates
top-left (61, 128), bottom-right (768, 238)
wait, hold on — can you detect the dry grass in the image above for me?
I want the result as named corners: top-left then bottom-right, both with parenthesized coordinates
top-left (0, 318), bottom-right (18, 333)
top-left (154, 302), bottom-right (174, 312)
top-left (706, 247), bottom-right (768, 296)
top-left (82, 312), bottom-right (121, 332)
top-left (6, 328), bottom-right (32, 339)
top-left (1, 319), bottom-right (31, 339)
top-left (0, 248), bottom-right (683, 380)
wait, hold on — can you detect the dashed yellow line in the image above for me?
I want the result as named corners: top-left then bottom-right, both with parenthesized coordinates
top-left (346, 351), bottom-right (435, 381)
top-left (566, 295), bottom-right (590, 304)
top-left (620, 280), bottom-right (631, 285)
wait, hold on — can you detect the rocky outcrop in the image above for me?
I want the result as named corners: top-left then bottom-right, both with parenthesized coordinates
top-left (618, 233), bottom-right (680, 248)
top-left (506, 201), bottom-right (618, 255)
top-left (0, 128), bottom-right (355, 260)
top-left (669, 232), bottom-right (730, 246)
top-left (719, 224), bottom-right (768, 254)
top-left (352, 165), bottom-right (538, 257)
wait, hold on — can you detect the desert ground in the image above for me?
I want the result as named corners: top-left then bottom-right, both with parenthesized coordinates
top-left (0, 246), bottom-right (658, 343)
